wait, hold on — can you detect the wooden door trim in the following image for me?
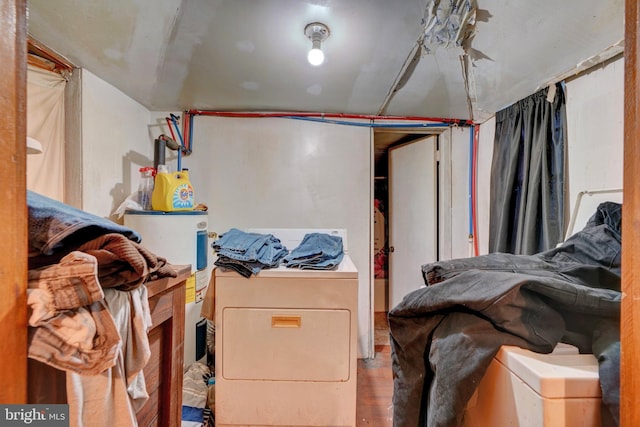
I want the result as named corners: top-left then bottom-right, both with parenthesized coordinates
top-left (0, 0), bottom-right (27, 404)
top-left (622, 0), bottom-right (639, 424)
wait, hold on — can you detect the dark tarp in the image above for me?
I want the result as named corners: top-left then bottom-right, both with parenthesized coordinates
top-left (389, 202), bottom-right (621, 427)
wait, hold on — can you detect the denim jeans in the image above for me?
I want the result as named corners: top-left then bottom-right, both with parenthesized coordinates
top-left (213, 228), bottom-right (288, 264)
top-left (284, 233), bottom-right (344, 269)
top-left (213, 228), bottom-right (289, 277)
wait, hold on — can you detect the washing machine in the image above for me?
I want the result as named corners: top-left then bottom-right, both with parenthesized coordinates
top-left (462, 343), bottom-right (603, 427)
top-left (213, 228), bottom-right (358, 427)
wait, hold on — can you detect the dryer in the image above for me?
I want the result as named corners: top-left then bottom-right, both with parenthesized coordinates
top-left (213, 228), bottom-right (358, 427)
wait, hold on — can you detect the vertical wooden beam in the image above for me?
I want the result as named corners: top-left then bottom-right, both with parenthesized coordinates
top-left (622, 0), bottom-right (640, 425)
top-left (0, 0), bottom-right (27, 404)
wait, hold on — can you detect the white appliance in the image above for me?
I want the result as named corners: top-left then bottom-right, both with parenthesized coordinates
top-left (124, 210), bottom-right (210, 367)
top-left (214, 228), bottom-right (358, 427)
top-left (462, 344), bottom-right (603, 427)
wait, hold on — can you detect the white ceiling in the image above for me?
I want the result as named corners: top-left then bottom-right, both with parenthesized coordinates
top-left (26, 0), bottom-right (624, 123)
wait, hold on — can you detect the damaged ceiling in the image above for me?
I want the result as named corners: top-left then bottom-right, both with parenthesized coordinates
top-left (26, 0), bottom-right (624, 123)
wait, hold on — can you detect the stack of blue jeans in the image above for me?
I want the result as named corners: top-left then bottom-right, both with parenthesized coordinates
top-left (284, 233), bottom-right (344, 270)
top-left (213, 228), bottom-right (288, 277)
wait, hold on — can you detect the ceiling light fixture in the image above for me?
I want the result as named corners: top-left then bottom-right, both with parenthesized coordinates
top-left (305, 22), bottom-right (330, 66)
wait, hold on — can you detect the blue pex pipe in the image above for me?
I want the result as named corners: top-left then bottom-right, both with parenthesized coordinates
top-left (188, 112), bottom-right (194, 154)
top-left (281, 115), bottom-right (450, 128)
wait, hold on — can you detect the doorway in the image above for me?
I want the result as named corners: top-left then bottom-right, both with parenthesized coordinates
top-left (388, 135), bottom-right (438, 309)
top-left (372, 129), bottom-right (447, 318)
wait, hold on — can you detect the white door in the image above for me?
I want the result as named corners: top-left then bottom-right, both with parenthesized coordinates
top-left (388, 136), bottom-right (438, 309)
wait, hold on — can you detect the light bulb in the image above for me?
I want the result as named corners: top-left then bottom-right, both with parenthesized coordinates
top-left (304, 22), bottom-right (329, 66)
top-left (307, 48), bottom-right (324, 66)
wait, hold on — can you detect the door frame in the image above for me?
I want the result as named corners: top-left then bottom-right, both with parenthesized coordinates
top-left (1, 0), bottom-right (27, 404)
top-left (621, 0), bottom-right (640, 423)
top-left (372, 127), bottom-right (451, 313)
top-left (387, 135), bottom-right (439, 309)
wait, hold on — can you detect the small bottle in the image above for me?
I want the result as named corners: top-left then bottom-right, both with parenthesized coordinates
top-left (138, 166), bottom-right (155, 210)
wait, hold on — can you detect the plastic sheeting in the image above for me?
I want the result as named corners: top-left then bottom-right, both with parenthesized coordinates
top-left (26, 64), bottom-right (67, 201)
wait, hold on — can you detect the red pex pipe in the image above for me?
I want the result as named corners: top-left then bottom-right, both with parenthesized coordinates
top-left (187, 109), bottom-right (475, 126)
top-left (182, 111), bottom-right (191, 153)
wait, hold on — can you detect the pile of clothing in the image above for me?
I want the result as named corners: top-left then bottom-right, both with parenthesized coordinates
top-left (212, 228), bottom-right (289, 277)
top-left (181, 362), bottom-right (215, 427)
top-left (283, 232), bottom-right (344, 270)
top-left (27, 190), bottom-right (177, 427)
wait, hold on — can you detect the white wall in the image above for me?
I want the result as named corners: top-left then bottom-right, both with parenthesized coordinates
top-left (441, 124), bottom-right (494, 258)
top-left (80, 69), bottom-right (154, 217)
top-left (565, 57), bottom-right (624, 233)
top-left (182, 116), bottom-right (373, 357)
top-left (476, 117), bottom-right (495, 255)
top-left (449, 126), bottom-right (473, 259)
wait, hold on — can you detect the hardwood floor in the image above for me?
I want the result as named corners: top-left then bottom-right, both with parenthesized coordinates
top-left (356, 312), bottom-right (394, 426)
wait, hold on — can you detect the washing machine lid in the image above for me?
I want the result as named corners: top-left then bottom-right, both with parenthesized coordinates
top-left (495, 345), bottom-right (602, 399)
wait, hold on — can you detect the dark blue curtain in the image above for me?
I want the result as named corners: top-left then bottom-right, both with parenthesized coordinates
top-left (489, 82), bottom-right (566, 255)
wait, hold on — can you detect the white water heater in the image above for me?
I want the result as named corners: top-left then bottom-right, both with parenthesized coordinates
top-left (124, 210), bottom-right (210, 367)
